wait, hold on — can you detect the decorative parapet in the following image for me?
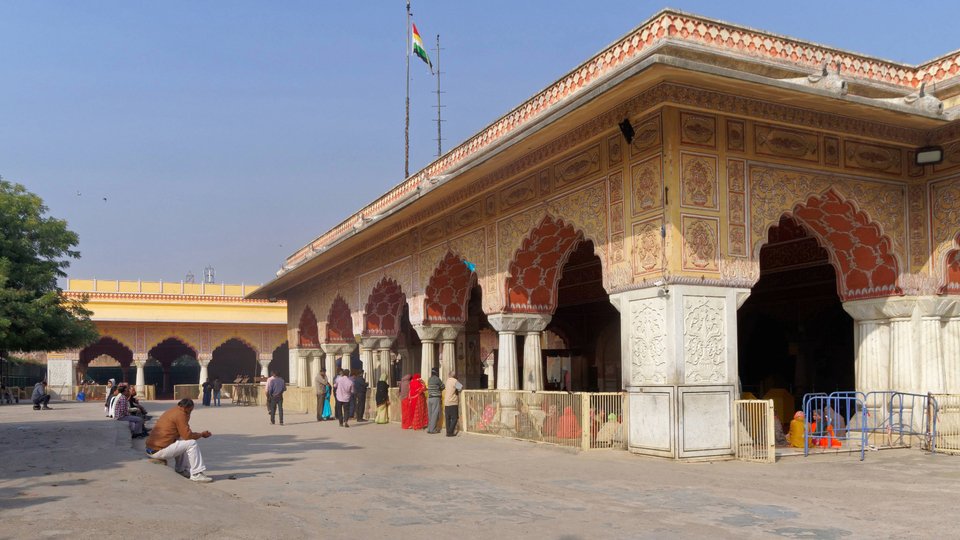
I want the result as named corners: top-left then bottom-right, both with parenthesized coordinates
top-left (281, 9), bottom-right (960, 275)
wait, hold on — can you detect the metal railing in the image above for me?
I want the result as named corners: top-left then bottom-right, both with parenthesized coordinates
top-left (802, 392), bottom-right (868, 460)
top-left (461, 390), bottom-right (628, 451)
top-left (733, 399), bottom-right (776, 463)
top-left (932, 394), bottom-right (960, 455)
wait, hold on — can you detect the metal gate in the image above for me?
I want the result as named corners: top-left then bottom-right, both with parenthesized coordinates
top-left (733, 399), bottom-right (776, 463)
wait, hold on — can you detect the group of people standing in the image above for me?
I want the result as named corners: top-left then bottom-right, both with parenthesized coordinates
top-left (399, 368), bottom-right (462, 437)
top-left (310, 367), bottom-right (462, 436)
top-left (313, 368), bottom-right (370, 427)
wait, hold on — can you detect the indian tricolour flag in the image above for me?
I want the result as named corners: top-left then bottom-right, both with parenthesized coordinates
top-left (411, 23), bottom-right (432, 72)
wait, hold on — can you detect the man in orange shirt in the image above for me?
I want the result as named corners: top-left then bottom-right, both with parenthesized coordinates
top-left (144, 398), bottom-right (214, 483)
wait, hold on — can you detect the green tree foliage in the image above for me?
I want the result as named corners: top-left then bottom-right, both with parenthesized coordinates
top-left (0, 178), bottom-right (98, 356)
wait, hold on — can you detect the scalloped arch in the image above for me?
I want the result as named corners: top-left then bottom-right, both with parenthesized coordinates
top-left (755, 189), bottom-right (902, 301)
top-left (424, 251), bottom-right (478, 324)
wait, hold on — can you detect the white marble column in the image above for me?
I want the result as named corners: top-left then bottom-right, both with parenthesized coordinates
top-left (944, 318), bottom-right (960, 394)
top-left (889, 317), bottom-right (916, 393)
top-left (134, 352), bottom-right (147, 395)
top-left (288, 348), bottom-right (300, 386)
top-left (258, 353), bottom-right (272, 379)
top-left (487, 315), bottom-right (529, 391)
top-left (198, 352), bottom-right (213, 389)
top-left (521, 315), bottom-right (551, 391)
top-left (359, 344), bottom-right (374, 380)
top-left (324, 352), bottom-right (336, 380)
top-left (919, 315), bottom-right (945, 394)
top-left (413, 325), bottom-right (442, 380)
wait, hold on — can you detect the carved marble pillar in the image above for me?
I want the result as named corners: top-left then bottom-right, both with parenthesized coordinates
top-left (198, 353), bottom-right (213, 388)
top-left (324, 352), bottom-right (336, 380)
top-left (437, 325), bottom-right (461, 380)
top-left (843, 299), bottom-right (892, 394)
top-left (889, 317), bottom-right (916, 393)
top-left (359, 343), bottom-right (374, 380)
top-left (413, 325), bottom-right (442, 380)
top-left (258, 353), bottom-right (272, 379)
top-left (288, 347), bottom-right (301, 386)
top-left (134, 352), bottom-right (148, 395)
top-left (321, 343), bottom-right (357, 377)
top-left (944, 317), bottom-right (960, 394)
top-left (610, 285), bottom-right (747, 461)
top-left (521, 315), bottom-right (551, 392)
top-left (487, 315), bottom-right (529, 391)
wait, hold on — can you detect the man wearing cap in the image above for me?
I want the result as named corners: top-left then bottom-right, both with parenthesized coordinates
top-left (426, 368), bottom-right (445, 434)
top-left (145, 398), bottom-right (213, 483)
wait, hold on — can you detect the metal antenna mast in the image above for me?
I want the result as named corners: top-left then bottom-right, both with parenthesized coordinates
top-left (433, 34), bottom-right (445, 158)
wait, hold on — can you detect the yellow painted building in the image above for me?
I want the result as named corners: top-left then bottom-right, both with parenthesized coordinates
top-left (46, 279), bottom-right (288, 398)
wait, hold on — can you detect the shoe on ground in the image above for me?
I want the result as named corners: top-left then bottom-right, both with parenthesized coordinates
top-left (190, 472), bottom-right (213, 483)
top-left (34, 405), bottom-right (41, 410)
top-left (42, 406), bottom-right (52, 410)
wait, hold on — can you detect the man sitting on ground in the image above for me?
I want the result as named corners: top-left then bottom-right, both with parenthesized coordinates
top-left (114, 385), bottom-right (147, 438)
top-left (32, 380), bottom-right (51, 410)
top-left (145, 398), bottom-right (213, 483)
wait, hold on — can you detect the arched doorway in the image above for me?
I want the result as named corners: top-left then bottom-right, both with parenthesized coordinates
top-left (269, 342), bottom-right (290, 381)
top-left (149, 338), bottom-right (197, 396)
top-left (80, 337), bottom-right (133, 384)
top-left (738, 215), bottom-right (854, 413)
top-left (210, 338), bottom-right (258, 381)
top-left (550, 239), bottom-right (619, 391)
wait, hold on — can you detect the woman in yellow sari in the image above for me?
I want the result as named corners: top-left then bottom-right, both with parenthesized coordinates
top-left (787, 411), bottom-right (807, 448)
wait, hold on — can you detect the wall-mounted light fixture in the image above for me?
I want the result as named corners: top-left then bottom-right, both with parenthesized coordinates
top-left (916, 146), bottom-right (944, 166)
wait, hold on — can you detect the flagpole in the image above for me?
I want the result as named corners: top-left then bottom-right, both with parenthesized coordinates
top-left (405, 1), bottom-right (411, 179)
top-left (435, 33), bottom-right (443, 158)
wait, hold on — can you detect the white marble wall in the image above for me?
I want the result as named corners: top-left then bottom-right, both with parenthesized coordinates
top-left (612, 284), bottom-right (747, 460)
top-left (844, 296), bottom-right (960, 396)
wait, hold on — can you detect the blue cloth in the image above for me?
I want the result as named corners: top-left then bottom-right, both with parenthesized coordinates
top-left (322, 387), bottom-right (333, 419)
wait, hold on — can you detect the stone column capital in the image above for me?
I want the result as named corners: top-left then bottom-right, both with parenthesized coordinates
top-left (487, 313), bottom-right (551, 333)
top-left (133, 352), bottom-right (148, 363)
top-left (321, 342), bottom-right (356, 356)
top-left (412, 324), bottom-right (443, 342)
top-left (258, 353), bottom-right (273, 362)
top-left (198, 352), bottom-right (213, 364)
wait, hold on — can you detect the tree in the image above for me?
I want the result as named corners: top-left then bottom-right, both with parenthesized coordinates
top-left (0, 177), bottom-right (98, 366)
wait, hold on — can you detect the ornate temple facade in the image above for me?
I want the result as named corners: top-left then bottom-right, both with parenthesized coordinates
top-left (46, 279), bottom-right (287, 398)
top-left (252, 10), bottom-right (960, 459)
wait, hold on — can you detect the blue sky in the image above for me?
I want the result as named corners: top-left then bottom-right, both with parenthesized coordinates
top-left (1, 1), bottom-right (957, 285)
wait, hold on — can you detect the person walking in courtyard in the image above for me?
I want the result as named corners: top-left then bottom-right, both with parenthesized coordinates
top-left (201, 378), bottom-right (213, 407)
top-left (314, 368), bottom-right (332, 421)
top-left (103, 378), bottom-right (115, 414)
top-left (354, 370), bottom-right (369, 422)
top-left (145, 398), bottom-right (213, 483)
top-left (334, 368), bottom-right (354, 428)
top-left (265, 370), bottom-right (286, 425)
top-left (375, 373), bottom-right (390, 424)
top-left (32, 380), bottom-right (51, 410)
top-left (426, 368), bottom-right (445, 434)
top-left (443, 371), bottom-right (463, 437)
top-left (213, 377), bottom-right (222, 407)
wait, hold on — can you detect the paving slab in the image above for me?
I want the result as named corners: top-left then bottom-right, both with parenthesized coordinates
top-left (1, 400), bottom-right (957, 539)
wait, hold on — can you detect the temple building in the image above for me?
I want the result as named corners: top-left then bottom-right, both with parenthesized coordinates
top-left (250, 9), bottom-right (960, 459)
top-left (45, 279), bottom-right (287, 399)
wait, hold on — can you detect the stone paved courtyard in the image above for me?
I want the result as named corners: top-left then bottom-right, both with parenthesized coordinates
top-left (2, 400), bottom-right (958, 539)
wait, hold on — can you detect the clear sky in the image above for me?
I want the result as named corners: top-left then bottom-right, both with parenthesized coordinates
top-left (2, 1), bottom-right (957, 285)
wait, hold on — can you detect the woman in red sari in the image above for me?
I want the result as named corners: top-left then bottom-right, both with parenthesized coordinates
top-left (402, 373), bottom-right (428, 430)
